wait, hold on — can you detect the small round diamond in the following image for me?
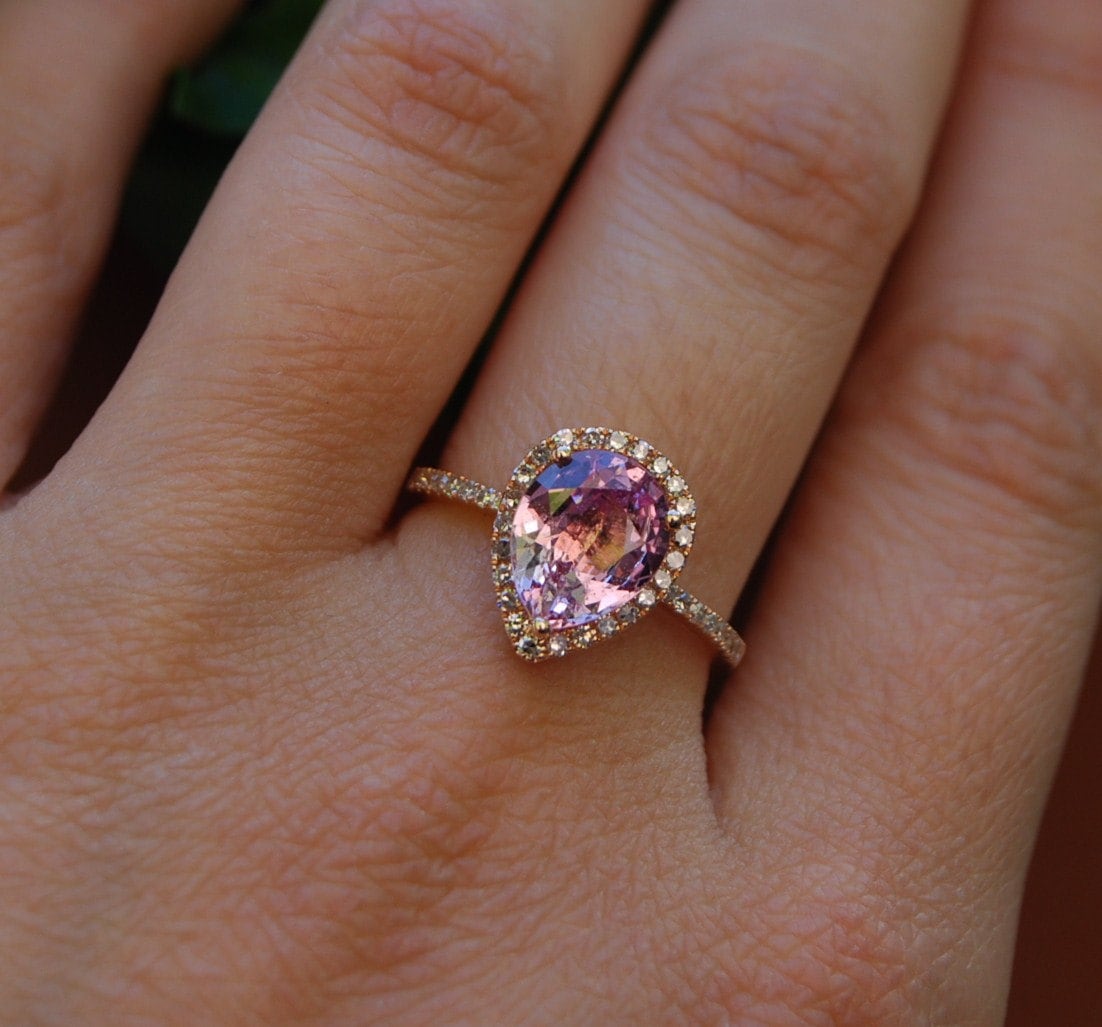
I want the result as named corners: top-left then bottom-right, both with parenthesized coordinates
top-left (666, 475), bottom-right (685, 495)
top-left (652, 456), bottom-right (670, 474)
top-left (598, 618), bottom-right (617, 637)
top-left (675, 525), bottom-right (694, 547)
top-left (666, 551), bottom-right (685, 570)
top-left (549, 635), bottom-right (568, 657)
top-left (638, 588), bottom-right (657, 608)
top-left (609, 430), bottom-right (628, 450)
top-left (574, 627), bottom-right (597, 648)
top-left (654, 568), bottom-right (672, 589)
top-left (618, 605), bottom-right (640, 624)
top-left (517, 636), bottom-right (540, 658)
top-left (504, 612), bottom-right (525, 633)
top-left (632, 440), bottom-right (650, 461)
top-left (676, 496), bottom-right (696, 516)
top-left (553, 429), bottom-right (574, 456)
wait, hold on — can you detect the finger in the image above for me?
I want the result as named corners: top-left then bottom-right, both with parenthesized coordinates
top-left (709, 0), bottom-right (1102, 1012)
top-left (432, 0), bottom-right (967, 687)
top-left (50, 0), bottom-right (649, 552)
top-left (0, 0), bottom-right (240, 486)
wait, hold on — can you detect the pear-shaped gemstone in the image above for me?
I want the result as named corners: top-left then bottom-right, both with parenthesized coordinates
top-left (510, 449), bottom-right (669, 628)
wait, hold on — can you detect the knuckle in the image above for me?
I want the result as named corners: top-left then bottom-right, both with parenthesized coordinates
top-left (710, 882), bottom-right (914, 1025)
top-left (624, 45), bottom-right (912, 285)
top-left (306, 0), bottom-right (558, 185)
top-left (986, 1), bottom-right (1102, 107)
top-left (890, 310), bottom-right (1102, 531)
top-left (244, 736), bottom-right (522, 984)
top-left (0, 135), bottom-right (72, 274)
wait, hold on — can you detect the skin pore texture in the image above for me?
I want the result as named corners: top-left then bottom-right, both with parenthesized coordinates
top-left (1, 0), bottom-right (1101, 1023)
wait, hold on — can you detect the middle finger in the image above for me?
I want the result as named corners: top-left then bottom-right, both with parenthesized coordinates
top-left (37, 0), bottom-right (649, 552)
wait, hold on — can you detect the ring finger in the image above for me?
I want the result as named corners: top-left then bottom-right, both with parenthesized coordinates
top-left (431, 0), bottom-right (969, 697)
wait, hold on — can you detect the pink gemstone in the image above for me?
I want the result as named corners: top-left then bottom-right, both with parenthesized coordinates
top-left (511, 449), bottom-right (669, 629)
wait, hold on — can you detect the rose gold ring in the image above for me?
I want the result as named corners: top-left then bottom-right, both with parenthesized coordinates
top-left (407, 427), bottom-right (745, 667)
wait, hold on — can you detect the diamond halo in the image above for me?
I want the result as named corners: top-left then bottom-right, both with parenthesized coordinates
top-left (491, 427), bottom-right (696, 662)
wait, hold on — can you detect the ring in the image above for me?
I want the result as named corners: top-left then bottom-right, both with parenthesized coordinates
top-left (408, 427), bottom-right (746, 667)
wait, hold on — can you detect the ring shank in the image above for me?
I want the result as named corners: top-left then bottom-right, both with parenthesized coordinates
top-left (409, 466), bottom-right (745, 667)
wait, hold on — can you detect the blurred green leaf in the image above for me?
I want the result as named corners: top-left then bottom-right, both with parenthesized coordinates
top-left (170, 0), bottom-right (325, 136)
top-left (120, 121), bottom-right (239, 270)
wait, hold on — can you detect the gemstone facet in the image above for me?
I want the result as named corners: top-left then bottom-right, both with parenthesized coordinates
top-left (510, 449), bottom-right (669, 629)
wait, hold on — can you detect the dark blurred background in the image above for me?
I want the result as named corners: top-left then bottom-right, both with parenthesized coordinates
top-left (15, 2), bottom-right (1101, 1020)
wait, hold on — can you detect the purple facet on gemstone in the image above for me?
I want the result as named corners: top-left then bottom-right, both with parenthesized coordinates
top-left (510, 449), bottom-right (670, 629)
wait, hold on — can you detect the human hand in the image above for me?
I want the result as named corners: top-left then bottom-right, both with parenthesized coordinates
top-left (2, 0), bottom-right (1100, 1023)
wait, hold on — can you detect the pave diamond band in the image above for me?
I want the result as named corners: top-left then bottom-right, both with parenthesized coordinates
top-left (409, 468), bottom-right (501, 512)
top-left (407, 428), bottom-right (746, 668)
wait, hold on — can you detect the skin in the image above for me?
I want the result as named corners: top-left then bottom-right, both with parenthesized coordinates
top-left (1, 0), bottom-right (1100, 1022)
